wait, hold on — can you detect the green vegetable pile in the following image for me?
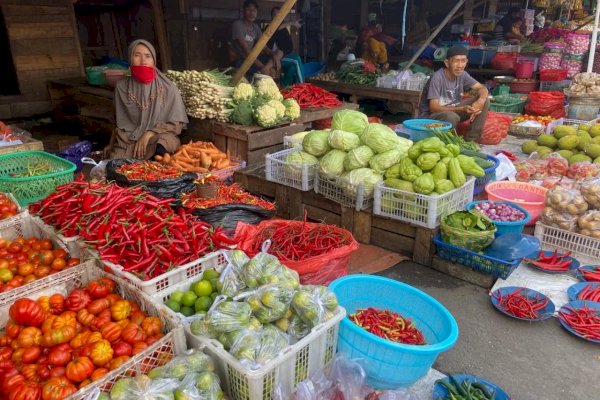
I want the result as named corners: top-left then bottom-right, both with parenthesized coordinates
top-left (186, 249), bottom-right (340, 368)
top-left (436, 375), bottom-right (498, 400)
top-left (229, 78), bottom-right (300, 127)
top-left (441, 210), bottom-right (497, 252)
top-left (336, 60), bottom-right (381, 86)
top-left (104, 349), bottom-right (224, 400)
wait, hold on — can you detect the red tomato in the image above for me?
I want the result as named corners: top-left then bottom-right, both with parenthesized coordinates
top-left (21, 346), bottom-right (41, 364)
top-left (47, 343), bottom-right (72, 367)
top-left (9, 298), bottom-right (46, 327)
top-left (65, 356), bottom-right (94, 382)
top-left (112, 341), bottom-right (132, 357)
top-left (42, 377), bottom-right (77, 400)
top-left (48, 367), bottom-right (65, 378)
top-left (8, 381), bottom-right (41, 400)
top-left (64, 288), bottom-right (92, 312)
top-left (86, 277), bottom-right (116, 299)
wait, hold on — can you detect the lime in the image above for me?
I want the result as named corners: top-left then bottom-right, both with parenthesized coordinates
top-left (195, 296), bottom-right (213, 312)
top-left (181, 291), bottom-right (198, 307)
top-left (170, 291), bottom-right (184, 303)
top-left (180, 306), bottom-right (195, 317)
top-left (210, 292), bottom-right (219, 301)
top-left (203, 269), bottom-right (220, 280)
top-left (165, 299), bottom-right (181, 312)
top-left (192, 280), bottom-right (213, 297)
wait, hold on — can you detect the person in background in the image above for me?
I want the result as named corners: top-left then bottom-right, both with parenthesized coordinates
top-left (493, 7), bottom-right (523, 43)
top-left (109, 39), bottom-right (188, 160)
top-left (418, 46), bottom-right (489, 141)
top-left (508, 18), bottom-right (526, 44)
top-left (231, 0), bottom-right (277, 76)
top-left (359, 14), bottom-right (389, 69)
top-left (267, 6), bottom-right (301, 67)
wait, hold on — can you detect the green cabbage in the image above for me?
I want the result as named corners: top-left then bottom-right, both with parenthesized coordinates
top-left (396, 136), bottom-right (414, 150)
top-left (302, 130), bottom-right (331, 156)
top-left (319, 149), bottom-right (347, 176)
top-left (343, 168), bottom-right (383, 197)
top-left (287, 131), bottom-right (309, 148)
top-left (331, 110), bottom-right (369, 136)
top-left (284, 151), bottom-right (319, 179)
top-left (344, 145), bottom-right (374, 171)
top-left (369, 149), bottom-right (403, 173)
top-left (362, 123), bottom-right (400, 154)
top-left (328, 130), bottom-right (361, 151)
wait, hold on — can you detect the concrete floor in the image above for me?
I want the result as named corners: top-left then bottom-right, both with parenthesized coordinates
top-left (377, 261), bottom-right (600, 400)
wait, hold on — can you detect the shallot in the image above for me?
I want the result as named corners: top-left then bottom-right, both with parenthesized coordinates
top-left (473, 201), bottom-right (526, 222)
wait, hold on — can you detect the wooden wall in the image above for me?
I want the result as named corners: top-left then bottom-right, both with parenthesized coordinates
top-left (0, 0), bottom-right (84, 119)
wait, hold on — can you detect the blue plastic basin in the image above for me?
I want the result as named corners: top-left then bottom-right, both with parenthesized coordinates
top-left (329, 275), bottom-right (459, 389)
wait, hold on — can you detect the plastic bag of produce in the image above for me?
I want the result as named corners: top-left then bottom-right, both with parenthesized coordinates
top-left (578, 210), bottom-right (600, 239)
top-left (148, 349), bottom-right (215, 380)
top-left (243, 248), bottom-right (300, 289)
top-left (106, 159), bottom-right (197, 199)
top-left (189, 298), bottom-right (252, 337)
top-left (567, 162), bottom-right (600, 181)
top-left (291, 285), bottom-right (339, 328)
top-left (229, 324), bottom-right (290, 368)
top-left (235, 283), bottom-right (295, 323)
top-left (545, 185), bottom-right (588, 215)
top-left (524, 91), bottom-right (566, 119)
top-left (174, 372), bottom-right (225, 400)
top-left (581, 177), bottom-right (600, 208)
top-left (216, 250), bottom-right (249, 297)
top-left (541, 206), bottom-right (579, 231)
top-left (110, 375), bottom-right (180, 400)
top-left (478, 112), bottom-right (512, 145)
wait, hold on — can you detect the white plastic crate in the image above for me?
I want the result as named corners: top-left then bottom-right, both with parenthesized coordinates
top-left (314, 170), bottom-right (373, 211)
top-left (189, 308), bottom-right (345, 400)
top-left (498, 45), bottom-right (521, 53)
top-left (397, 76), bottom-right (428, 91)
top-left (199, 158), bottom-right (247, 181)
top-left (0, 261), bottom-right (186, 400)
top-left (265, 147), bottom-right (317, 191)
top-left (28, 214), bottom-right (83, 258)
top-left (373, 178), bottom-right (475, 229)
top-left (546, 117), bottom-right (592, 134)
top-left (283, 136), bottom-right (303, 149)
top-left (98, 250), bottom-right (228, 296)
top-left (0, 211), bottom-right (69, 252)
top-left (534, 222), bottom-right (600, 265)
top-left (539, 80), bottom-right (571, 92)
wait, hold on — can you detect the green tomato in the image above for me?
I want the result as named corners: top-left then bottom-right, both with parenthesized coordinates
top-left (0, 268), bottom-right (13, 283)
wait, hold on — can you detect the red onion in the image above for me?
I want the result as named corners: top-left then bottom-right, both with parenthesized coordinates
top-left (473, 201), bottom-right (526, 223)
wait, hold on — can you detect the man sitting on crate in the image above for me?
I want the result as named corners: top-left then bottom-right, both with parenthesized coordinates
top-left (418, 46), bottom-right (489, 141)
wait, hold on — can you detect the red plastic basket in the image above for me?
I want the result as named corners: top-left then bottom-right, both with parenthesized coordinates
top-left (540, 69), bottom-right (568, 82)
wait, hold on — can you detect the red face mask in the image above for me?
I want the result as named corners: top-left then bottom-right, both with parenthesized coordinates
top-left (131, 65), bottom-right (156, 84)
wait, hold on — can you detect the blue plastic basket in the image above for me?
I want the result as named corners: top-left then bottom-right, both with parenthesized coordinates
top-left (468, 48), bottom-right (497, 67)
top-left (466, 200), bottom-right (531, 236)
top-left (433, 235), bottom-right (521, 279)
top-left (328, 275), bottom-right (459, 389)
top-left (473, 155), bottom-right (500, 196)
top-left (395, 119), bottom-right (453, 142)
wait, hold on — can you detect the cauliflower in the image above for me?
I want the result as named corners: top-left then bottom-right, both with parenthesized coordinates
top-left (254, 104), bottom-right (280, 128)
top-left (256, 78), bottom-right (283, 101)
top-left (282, 98), bottom-right (300, 120)
top-left (233, 82), bottom-right (254, 102)
top-left (267, 100), bottom-right (286, 119)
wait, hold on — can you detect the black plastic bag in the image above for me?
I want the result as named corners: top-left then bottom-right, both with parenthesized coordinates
top-left (191, 203), bottom-right (275, 231)
top-left (106, 159), bottom-right (197, 199)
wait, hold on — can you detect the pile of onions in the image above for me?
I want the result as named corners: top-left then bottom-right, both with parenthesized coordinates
top-left (566, 33), bottom-right (590, 54)
top-left (472, 202), bottom-right (526, 223)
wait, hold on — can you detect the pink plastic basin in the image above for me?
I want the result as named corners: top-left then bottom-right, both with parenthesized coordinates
top-left (485, 181), bottom-right (547, 226)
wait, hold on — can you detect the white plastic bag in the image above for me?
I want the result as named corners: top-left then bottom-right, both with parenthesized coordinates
top-left (82, 157), bottom-right (109, 180)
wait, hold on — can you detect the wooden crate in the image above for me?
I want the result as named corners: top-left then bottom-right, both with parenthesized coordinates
top-left (234, 165), bottom-right (436, 265)
top-left (212, 121), bottom-right (305, 166)
top-left (0, 139), bottom-right (44, 155)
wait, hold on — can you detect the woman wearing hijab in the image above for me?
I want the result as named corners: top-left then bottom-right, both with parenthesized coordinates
top-left (110, 39), bottom-right (188, 160)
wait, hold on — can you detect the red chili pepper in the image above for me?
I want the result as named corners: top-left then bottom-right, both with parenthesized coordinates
top-left (281, 83), bottom-right (342, 109)
top-left (558, 306), bottom-right (600, 341)
top-left (492, 288), bottom-right (549, 319)
top-left (524, 248), bottom-right (573, 272)
top-left (181, 183), bottom-right (275, 210)
top-left (581, 269), bottom-right (600, 282)
top-left (116, 160), bottom-right (183, 181)
top-left (349, 307), bottom-right (426, 345)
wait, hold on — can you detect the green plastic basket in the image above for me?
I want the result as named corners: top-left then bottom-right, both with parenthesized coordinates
top-left (0, 151), bottom-right (76, 206)
top-left (489, 94), bottom-right (527, 114)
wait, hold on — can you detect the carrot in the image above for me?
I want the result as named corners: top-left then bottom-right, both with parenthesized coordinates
top-left (199, 152), bottom-right (212, 169)
top-left (163, 153), bottom-right (171, 163)
top-left (155, 155), bottom-right (163, 161)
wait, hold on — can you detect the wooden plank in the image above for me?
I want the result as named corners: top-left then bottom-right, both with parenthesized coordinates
top-left (430, 257), bottom-right (496, 289)
top-left (212, 134), bottom-right (227, 155)
top-left (73, 93), bottom-right (113, 109)
top-left (6, 14), bottom-right (71, 23)
top-left (78, 85), bottom-right (114, 100)
top-left (14, 54), bottom-right (80, 71)
top-left (247, 144), bottom-right (282, 166)
top-left (7, 22), bottom-right (74, 40)
top-left (150, 0), bottom-right (171, 70)
top-left (307, 79), bottom-right (422, 101)
top-left (212, 123), bottom-right (251, 142)
top-left (244, 175), bottom-right (277, 198)
top-left (0, 139), bottom-right (44, 155)
top-left (247, 123), bottom-right (304, 150)
top-left (370, 227), bottom-right (415, 256)
top-left (371, 215), bottom-right (417, 238)
top-left (67, 1), bottom-right (84, 76)
top-left (3, 5), bottom-right (69, 16)
top-left (304, 204), bottom-right (341, 226)
top-left (10, 38), bottom-right (77, 56)
top-left (352, 211), bottom-right (372, 244)
top-left (301, 190), bottom-right (341, 214)
top-left (339, 206), bottom-right (354, 234)
top-left (298, 102), bottom-right (359, 124)
top-left (413, 227), bottom-right (436, 266)
top-left (10, 100), bottom-right (52, 118)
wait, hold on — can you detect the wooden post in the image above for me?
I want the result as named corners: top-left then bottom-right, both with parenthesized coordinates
top-left (231, 0), bottom-right (298, 85)
top-left (402, 0), bottom-right (466, 72)
top-left (150, 0), bottom-right (171, 71)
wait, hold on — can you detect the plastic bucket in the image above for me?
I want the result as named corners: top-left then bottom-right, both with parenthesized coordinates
top-left (485, 181), bottom-right (547, 226)
top-left (329, 275), bottom-right (459, 389)
top-left (568, 96), bottom-right (600, 121)
top-left (515, 61), bottom-right (534, 79)
top-left (466, 200), bottom-right (531, 236)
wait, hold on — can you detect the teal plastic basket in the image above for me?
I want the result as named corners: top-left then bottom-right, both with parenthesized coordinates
top-left (0, 151), bottom-right (76, 206)
top-left (433, 235), bottom-right (521, 279)
top-left (329, 275), bottom-right (459, 389)
top-left (467, 200), bottom-right (531, 236)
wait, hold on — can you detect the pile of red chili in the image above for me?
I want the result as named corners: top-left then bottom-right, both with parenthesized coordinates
top-left (349, 307), bottom-right (426, 345)
top-left (116, 160), bottom-right (183, 181)
top-left (281, 83), bottom-right (342, 109)
top-left (28, 178), bottom-right (227, 280)
top-left (577, 284), bottom-right (600, 302)
top-left (524, 249), bottom-right (573, 272)
top-left (181, 183), bottom-right (275, 210)
top-left (492, 288), bottom-right (549, 319)
top-left (580, 267), bottom-right (600, 282)
top-left (247, 215), bottom-right (353, 261)
top-left (558, 305), bottom-right (600, 341)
